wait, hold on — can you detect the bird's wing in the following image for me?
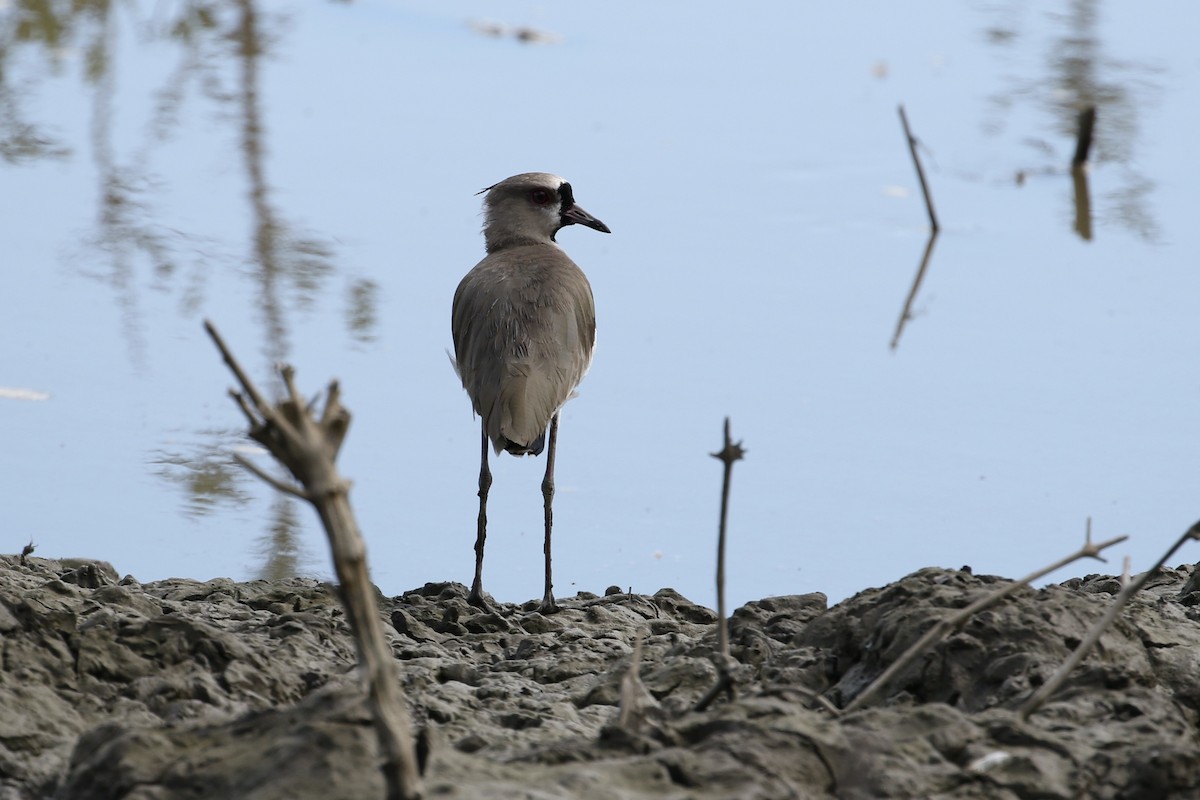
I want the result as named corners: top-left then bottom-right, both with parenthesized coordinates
top-left (452, 249), bottom-right (595, 454)
top-left (511, 270), bottom-right (594, 449)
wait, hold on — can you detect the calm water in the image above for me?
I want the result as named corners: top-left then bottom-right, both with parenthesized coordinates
top-left (3, 1), bottom-right (1198, 610)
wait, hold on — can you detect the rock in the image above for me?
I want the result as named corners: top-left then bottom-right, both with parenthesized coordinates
top-left (2, 556), bottom-right (1199, 798)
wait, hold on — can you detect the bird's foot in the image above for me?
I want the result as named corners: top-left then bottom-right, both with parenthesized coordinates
top-left (538, 593), bottom-right (559, 615)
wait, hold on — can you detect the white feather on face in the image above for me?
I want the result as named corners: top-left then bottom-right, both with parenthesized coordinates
top-left (479, 172), bottom-right (611, 255)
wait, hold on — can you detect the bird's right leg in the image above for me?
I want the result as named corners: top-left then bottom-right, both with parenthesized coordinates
top-left (468, 423), bottom-right (492, 609)
top-left (538, 413), bottom-right (561, 614)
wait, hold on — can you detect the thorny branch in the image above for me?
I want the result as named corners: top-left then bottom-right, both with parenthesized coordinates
top-left (1017, 519), bottom-right (1200, 720)
top-left (843, 518), bottom-right (1127, 714)
top-left (694, 417), bottom-right (745, 713)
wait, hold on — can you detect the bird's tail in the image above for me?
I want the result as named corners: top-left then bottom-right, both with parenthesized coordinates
top-left (502, 432), bottom-right (546, 457)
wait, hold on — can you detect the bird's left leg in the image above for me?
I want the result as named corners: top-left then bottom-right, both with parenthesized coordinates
top-left (468, 423), bottom-right (492, 609)
top-left (539, 413), bottom-right (561, 614)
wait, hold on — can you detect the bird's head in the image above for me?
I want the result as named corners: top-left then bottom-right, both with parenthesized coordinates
top-left (480, 173), bottom-right (610, 252)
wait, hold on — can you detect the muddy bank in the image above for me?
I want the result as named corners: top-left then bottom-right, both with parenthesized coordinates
top-left (2, 555), bottom-right (1198, 799)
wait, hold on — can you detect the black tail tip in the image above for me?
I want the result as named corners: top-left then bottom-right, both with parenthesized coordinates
top-left (503, 432), bottom-right (546, 456)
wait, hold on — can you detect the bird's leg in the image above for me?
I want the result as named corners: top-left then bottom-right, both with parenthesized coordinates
top-left (539, 413), bottom-right (561, 614)
top-left (469, 424), bottom-right (492, 609)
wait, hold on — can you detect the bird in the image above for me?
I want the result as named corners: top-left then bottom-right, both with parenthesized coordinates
top-left (451, 173), bottom-right (610, 613)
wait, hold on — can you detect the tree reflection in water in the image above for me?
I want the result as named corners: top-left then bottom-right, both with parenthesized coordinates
top-left (0, 0), bottom-right (371, 580)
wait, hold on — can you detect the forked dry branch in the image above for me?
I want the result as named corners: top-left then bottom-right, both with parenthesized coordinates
top-left (204, 320), bottom-right (423, 800)
top-left (842, 518), bottom-right (1128, 714)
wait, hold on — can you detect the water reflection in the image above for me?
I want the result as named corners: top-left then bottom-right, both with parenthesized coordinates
top-left (0, 2), bottom-right (75, 165)
top-left (346, 277), bottom-right (381, 345)
top-left (1069, 106), bottom-right (1096, 240)
top-left (1071, 163), bottom-right (1093, 241)
top-left (153, 430), bottom-right (253, 519)
top-left (892, 106), bottom-right (941, 351)
top-left (258, 494), bottom-right (305, 582)
top-left (891, 231), bottom-right (939, 351)
top-left (0, 81), bottom-right (68, 162)
top-left (979, 0), bottom-right (1161, 242)
top-left (0, 0), bottom-right (364, 580)
top-left (0, 0), bottom-right (364, 360)
top-left (232, 0), bottom-right (334, 366)
top-left (153, 430), bottom-right (309, 582)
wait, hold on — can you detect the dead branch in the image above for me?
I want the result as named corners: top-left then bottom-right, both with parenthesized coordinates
top-left (232, 453), bottom-right (309, 500)
top-left (898, 104), bottom-right (939, 234)
top-left (694, 418), bottom-right (745, 712)
top-left (843, 518), bottom-right (1127, 714)
top-left (204, 320), bottom-right (423, 800)
top-left (617, 630), bottom-right (644, 728)
top-left (616, 630), bottom-right (659, 734)
top-left (712, 417), bottom-right (744, 661)
top-left (1017, 519), bottom-right (1200, 721)
top-left (692, 654), bottom-right (737, 714)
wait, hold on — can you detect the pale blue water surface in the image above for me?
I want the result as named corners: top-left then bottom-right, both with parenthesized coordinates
top-left (2, 1), bottom-right (1198, 611)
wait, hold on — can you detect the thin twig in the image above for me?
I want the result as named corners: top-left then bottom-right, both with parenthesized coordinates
top-left (807, 690), bottom-right (842, 716)
top-left (694, 418), bottom-right (745, 712)
top-left (233, 453), bottom-right (310, 501)
top-left (898, 104), bottom-right (939, 233)
top-left (322, 381), bottom-right (343, 426)
top-left (229, 389), bottom-right (258, 427)
top-left (617, 630), bottom-right (656, 733)
top-left (766, 684), bottom-right (842, 717)
top-left (1017, 520), bottom-right (1200, 720)
top-left (844, 519), bottom-right (1127, 713)
top-left (280, 364), bottom-right (303, 408)
top-left (617, 630), bottom-right (644, 728)
top-left (890, 229), bottom-right (939, 351)
top-left (713, 417), bottom-right (745, 661)
top-left (204, 319), bottom-right (271, 416)
top-left (693, 666), bottom-right (735, 713)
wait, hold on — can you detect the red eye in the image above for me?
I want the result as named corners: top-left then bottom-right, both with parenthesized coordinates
top-left (530, 189), bottom-right (552, 205)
